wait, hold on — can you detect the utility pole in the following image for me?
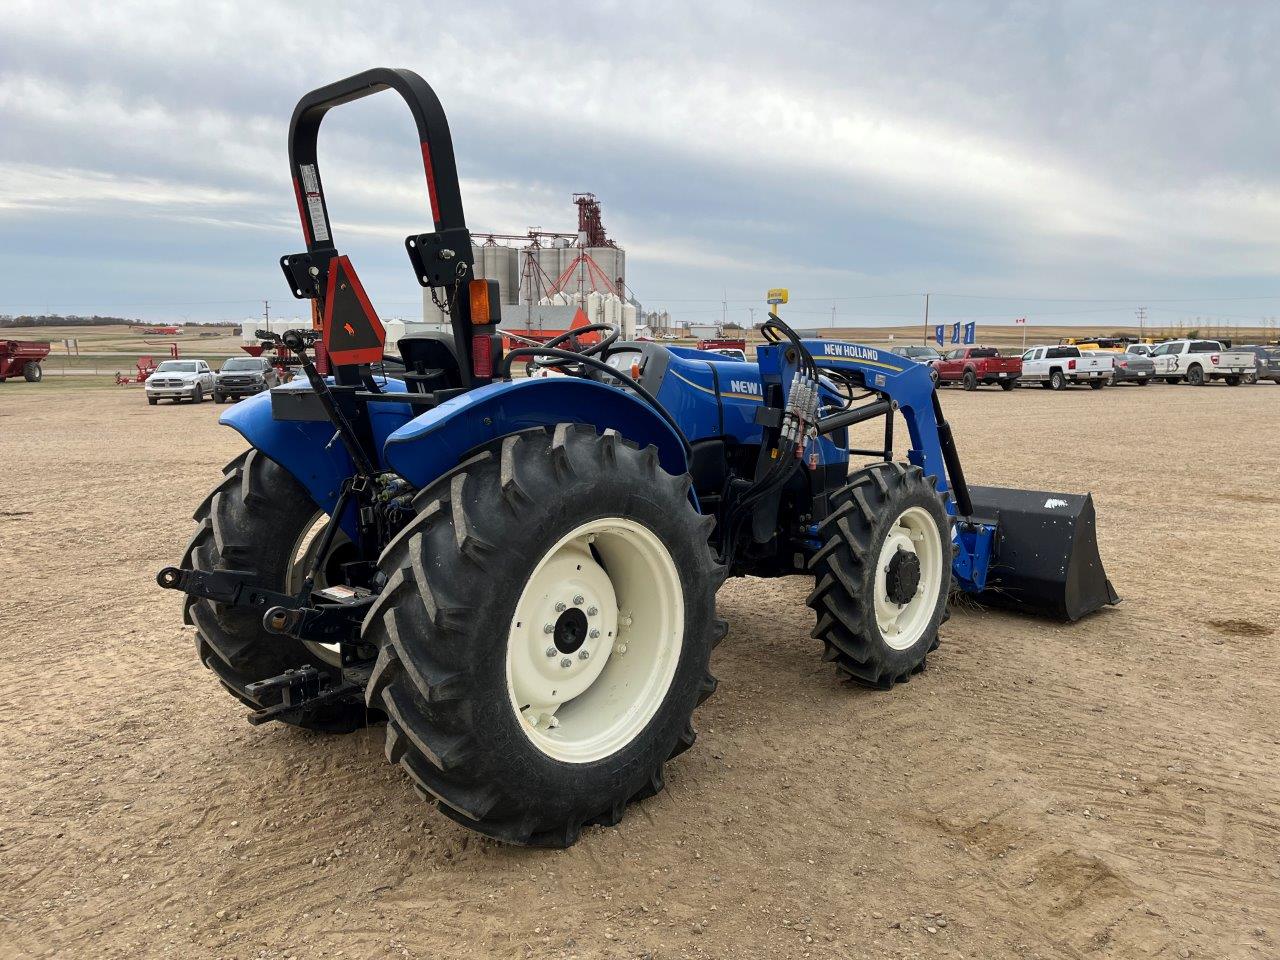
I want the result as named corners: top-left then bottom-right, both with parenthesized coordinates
top-left (747, 307), bottom-right (757, 327)
top-left (1135, 305), bottom-right (1146, 340)
top-left (264, 299), bottom-right (270, 328)
top-left (831, 303), bottom-right (837, 330)
top-left (722, 288), bottom-right (728, 330)
top-left (922, 293), bottom-right (930, 345)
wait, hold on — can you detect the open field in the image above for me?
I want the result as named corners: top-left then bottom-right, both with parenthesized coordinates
top-left (1, 384), bottom-right (1278, 960)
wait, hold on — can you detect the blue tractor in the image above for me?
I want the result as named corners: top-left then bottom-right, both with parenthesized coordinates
top-left (160, 69), bottom-right (1117, 847)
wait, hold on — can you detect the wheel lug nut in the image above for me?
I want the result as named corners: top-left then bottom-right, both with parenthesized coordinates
top-left (589, 628), bottom-right (600, 639)
top-left (573, 595), bottom-right (585, 605)
top-left (554, 601), bottom-right (567, 612)
top-left (578, 649), bottom-right (590, 660)
top-left (543, 623), bottom-right (555, 634)
top-left (545, 646), bottom-right (557, 658)
top-left (586, 605), bottom-right (598, 616)
top-left (560, 657), bottom-right (573, 669)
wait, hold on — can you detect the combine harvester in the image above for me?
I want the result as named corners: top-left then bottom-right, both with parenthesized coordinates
top-left (159, 69), bottom-right (1117, 847)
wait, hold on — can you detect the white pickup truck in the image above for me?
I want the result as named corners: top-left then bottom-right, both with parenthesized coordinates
top-left (1019, 344), bottom-right (1113, 390)
top-left (1148, 339), bottom-right (1255, 386)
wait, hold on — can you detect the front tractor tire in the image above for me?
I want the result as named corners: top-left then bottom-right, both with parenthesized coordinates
top-left (363, 425), bottom-right (723, 847)
top-left (184, 450), bottom-right (370, 733)
top-left (807, 462), bottom-right (950, 688)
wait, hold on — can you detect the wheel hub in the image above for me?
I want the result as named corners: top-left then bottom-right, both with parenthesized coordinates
top-left (885, 549), bottom-right (921, 605)
top-left (553, 607), bottom-right (589, 654)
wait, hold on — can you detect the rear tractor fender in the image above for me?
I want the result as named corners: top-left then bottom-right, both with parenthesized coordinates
top-left (383, 377), bottom-right (689, 490)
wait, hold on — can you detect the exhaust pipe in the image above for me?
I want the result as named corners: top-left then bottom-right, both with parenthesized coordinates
top-left (965, 485), bottom-right (1120, 621)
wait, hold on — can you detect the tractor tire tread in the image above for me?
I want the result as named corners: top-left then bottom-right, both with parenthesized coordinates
top-left (186, 448), bottom-right (369, 733)
top-left (363, 424), bottom-right (721, 847)
top-left (806, 462), bottom-right (949, 688)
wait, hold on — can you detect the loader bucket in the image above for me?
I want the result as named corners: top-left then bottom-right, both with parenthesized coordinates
top-left (965, 485), bottom-right (1120, 621)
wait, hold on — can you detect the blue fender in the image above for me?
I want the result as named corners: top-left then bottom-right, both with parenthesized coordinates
top-left (220, 379), bottom-right (415, 536)
top-left (384, 377), bottom-right (689, 489)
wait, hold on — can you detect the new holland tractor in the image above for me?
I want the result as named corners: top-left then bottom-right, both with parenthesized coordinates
top-left (159, 68), bottom-right (1118, 847)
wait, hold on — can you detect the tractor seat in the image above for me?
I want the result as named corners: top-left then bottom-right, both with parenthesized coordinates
top-left (398, 332), bottom-right (463, 392)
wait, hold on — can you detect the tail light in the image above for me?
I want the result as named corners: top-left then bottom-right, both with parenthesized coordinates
top-left (1117, 359), bottom-right (1127, 368)
top-left (471, 335), bottom-right (494, 379)
top-left (1211, 354), bottom-right (1220, 365)
top-left (1068, 358), bottom-right (1077, 370)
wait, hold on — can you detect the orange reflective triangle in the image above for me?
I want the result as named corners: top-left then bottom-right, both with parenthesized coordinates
top-left (322, 255), bottom-right (385, 366)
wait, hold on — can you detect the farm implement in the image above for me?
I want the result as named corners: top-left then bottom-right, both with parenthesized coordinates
top-left (158, 68), bottom-right (1118, 847)
top-left (0, 339), bottom-right (50, 383)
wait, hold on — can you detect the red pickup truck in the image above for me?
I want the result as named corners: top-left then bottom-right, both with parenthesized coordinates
top-left (932, 346), bottom-right (1020, 390)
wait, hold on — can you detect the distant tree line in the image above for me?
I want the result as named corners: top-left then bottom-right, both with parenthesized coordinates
top-left (0, 314), bottom-right (140, 328)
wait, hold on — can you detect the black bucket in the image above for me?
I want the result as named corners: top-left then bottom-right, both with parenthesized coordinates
top-left (965, 485), bottom-right (1120, 621)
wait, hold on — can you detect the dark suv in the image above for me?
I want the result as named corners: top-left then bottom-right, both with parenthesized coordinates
top-left (213, 356), bottom-right (279, 403)
top-left (1236, 345), bottom-right (1280, 384)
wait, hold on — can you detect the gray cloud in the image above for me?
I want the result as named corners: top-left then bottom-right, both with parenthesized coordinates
top-left (3, 0), bottom-right (1279, 327)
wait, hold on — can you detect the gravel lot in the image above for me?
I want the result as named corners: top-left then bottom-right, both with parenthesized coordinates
top-left (2, 381), bottom-right (1277, 959)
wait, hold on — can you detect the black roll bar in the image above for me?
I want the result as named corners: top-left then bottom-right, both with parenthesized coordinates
top-left (287, 67), bottom-right (467, 248)
top-left (280, 67), bottom-right (483, 385)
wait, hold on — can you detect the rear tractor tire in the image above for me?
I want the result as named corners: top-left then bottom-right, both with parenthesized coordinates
top-left (807, 462), bottom-right (951, 688)
top-left (23, 361), bottom-right (42, 382)
top-left (362, 425), bottom-right (724, 847)
top-left (184, 449), bottom-right (371, 733)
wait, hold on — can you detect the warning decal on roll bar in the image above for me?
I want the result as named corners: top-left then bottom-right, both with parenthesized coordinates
top-left (299, 164), bottom-right (330, 243)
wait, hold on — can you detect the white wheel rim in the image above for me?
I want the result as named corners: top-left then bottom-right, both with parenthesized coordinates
top-left (506, 518), bottom-right (684, 764)
top-left (287, 513), bottom-right (351, 667)
top-left (873, 506), bottom-right (944, 651)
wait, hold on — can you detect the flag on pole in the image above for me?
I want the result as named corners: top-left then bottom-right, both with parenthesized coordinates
top-left (950, 321), bottom-right (961, 344)
top-left (934, 324), bottom-right (945, 345)
top-left (963, 321), bottom-right (976, 345)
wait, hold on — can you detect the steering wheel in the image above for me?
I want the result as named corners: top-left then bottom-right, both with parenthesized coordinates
top-left (526, 323), bottom-right (620, 373)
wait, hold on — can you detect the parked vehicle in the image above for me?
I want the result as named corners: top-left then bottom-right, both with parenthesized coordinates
top-left (696, 337), bottom-right (747, 353)
top-left (1148, 339), bottom-right (1255, 385)
top-left (144, 359), bottom-right (215, 404)
top-left (1019, 345), bottom-right (1113, 390)
top-left (213, 356), bottom-right (280, 403)
top-left (890, 344), bottom-right (943, 383)
top-left (0, 339), bottom-right (51, 383)
top-left (890, 345), bottom-right (942, 362)
top-left (1104, 350), bottom-right (1155, 386)
top-left (933, 346), bottom-right (1021, 390)
top-left (1235, 345), bottom-right (1280, 384)
top-left (705, 347), bottom-right (747, 361)
top-left (1123, 343), bottom-right (1156, 358)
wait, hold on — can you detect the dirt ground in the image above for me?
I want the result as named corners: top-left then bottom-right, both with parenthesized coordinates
top-left (1, 380), bottom-right (1278, 960)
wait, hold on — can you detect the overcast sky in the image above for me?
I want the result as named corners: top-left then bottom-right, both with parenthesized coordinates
top-left (4, 0), bottom-right (1280, 329)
